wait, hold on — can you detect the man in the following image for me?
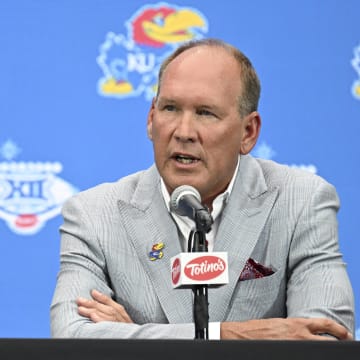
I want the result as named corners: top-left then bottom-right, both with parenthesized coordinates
top-left (51, 38), bottom-right (354, 339)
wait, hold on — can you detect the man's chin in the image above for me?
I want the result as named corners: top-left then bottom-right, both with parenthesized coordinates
top-left (165, 179), bottom-right (203, 195)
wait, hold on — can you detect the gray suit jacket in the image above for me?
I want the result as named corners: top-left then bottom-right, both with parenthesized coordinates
top-left (50, 155), bottom-right (354, 338)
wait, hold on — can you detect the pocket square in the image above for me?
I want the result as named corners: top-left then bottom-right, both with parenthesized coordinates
top-left (239, 258), bottom-right (274, 281)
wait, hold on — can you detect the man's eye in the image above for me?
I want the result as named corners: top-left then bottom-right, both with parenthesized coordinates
top-left (162, 104), bottom-right (176, 112)
top-left (197, 109), bottom-right (215, 117)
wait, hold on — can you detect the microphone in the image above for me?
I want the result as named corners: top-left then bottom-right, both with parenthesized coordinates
top-left (170, 186), bottom-right (225, 340)
top-left (170, 185), bottom-right (213, 233)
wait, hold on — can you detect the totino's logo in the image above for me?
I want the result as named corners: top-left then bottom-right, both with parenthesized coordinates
top-left (184, 255), bottom-right (226, 281)
top-left (171, 257), bottom-right (181, 285)
top-left (97, 3), bottom-right (208, 101)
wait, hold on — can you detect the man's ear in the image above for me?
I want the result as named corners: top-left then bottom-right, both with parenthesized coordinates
top-left (147, 99), bottom-right (156, 140)
top-left (239, 111), bottom-right (261, 154)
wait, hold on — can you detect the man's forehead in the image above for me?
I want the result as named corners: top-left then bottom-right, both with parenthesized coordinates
top-left (167, 45), bottom-right (233, 68)
top-left (163, 45), bottom-right (234, 77)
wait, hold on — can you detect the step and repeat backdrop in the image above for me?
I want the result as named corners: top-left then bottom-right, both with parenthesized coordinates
top-left (0, 0), bottom-right (359, 338)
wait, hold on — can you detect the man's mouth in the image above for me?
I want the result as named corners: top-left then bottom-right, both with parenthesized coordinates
top-left (173, 154), bottom-right (199, 164)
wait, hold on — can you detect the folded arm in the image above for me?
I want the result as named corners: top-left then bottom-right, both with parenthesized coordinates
top-left (76, 289), bottom-right (352, 340)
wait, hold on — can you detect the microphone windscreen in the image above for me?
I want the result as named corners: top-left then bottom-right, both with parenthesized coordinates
top-left (170, 185), bottom-right (201, 214)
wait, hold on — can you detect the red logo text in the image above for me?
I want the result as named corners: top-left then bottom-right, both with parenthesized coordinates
top-left (184, 255), bottom-right (226, 281)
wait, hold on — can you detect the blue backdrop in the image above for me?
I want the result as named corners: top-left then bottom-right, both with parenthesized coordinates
top-left (0, 0), bottom-right (359, 338)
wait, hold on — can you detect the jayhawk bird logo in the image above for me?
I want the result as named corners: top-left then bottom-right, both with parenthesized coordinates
top-left (97, 3), bottom-right (208, 100)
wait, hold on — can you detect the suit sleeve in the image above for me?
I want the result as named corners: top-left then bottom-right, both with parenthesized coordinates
top-left (286, 179), bottom-right (355, 334)
top-left (50, 194), bottom-right (194, 339)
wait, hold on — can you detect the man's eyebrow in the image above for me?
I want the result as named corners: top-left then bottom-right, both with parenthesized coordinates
top-left (157, 97), bottom-right (225, 115)
top-left (157, 97), bottom-right (176, 104)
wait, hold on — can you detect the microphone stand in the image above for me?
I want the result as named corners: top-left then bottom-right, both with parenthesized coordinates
top-left (188, 208), bottom-right (213, 340)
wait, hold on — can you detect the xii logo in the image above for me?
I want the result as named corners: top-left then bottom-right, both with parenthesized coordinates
top-left (0, 140), bottom-right (77, 235)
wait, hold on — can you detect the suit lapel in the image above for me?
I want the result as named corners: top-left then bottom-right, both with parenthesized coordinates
top-left (117, 166), bottom-right (193, 323)
top-left (209, 155), bottom-right (279, 321)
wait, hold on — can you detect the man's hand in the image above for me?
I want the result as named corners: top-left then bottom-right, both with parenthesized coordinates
top-left (77, 290), bottom-right (133, 323)
top-left (221, 318), bottom-right (353, 340)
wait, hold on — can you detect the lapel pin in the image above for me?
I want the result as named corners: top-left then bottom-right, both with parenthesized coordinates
top-left (149, 242), bottom-right (165, 261)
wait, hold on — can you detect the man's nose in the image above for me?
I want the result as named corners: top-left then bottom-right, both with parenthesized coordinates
top-left (173, 113), bottom-right (198, 143)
